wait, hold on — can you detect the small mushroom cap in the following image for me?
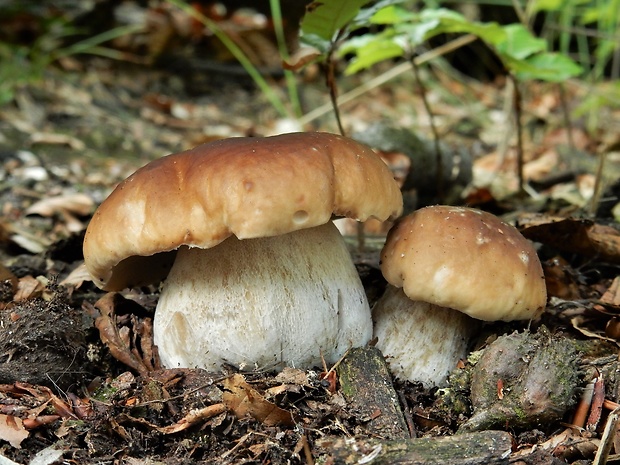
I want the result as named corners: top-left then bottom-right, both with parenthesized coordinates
top-left (84, 132), bottom-right (403, 290)
top-left (380, 206), bottom-right (546, 322)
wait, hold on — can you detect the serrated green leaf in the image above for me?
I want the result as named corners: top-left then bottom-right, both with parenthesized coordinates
top-left (300, 0), bottom-right (373, 43)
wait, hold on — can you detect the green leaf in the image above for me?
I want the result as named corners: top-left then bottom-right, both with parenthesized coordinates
top-left (513, 52), bottom-right (583, 81)
top-left (495, 24), bottom-right (547, 60)
top-left (348, 0), bottom-right (406, 32)
top-left (416, 8), bottom-right (505, 44)
top-left (300, 0), bottom-right (373, 44)
top-left (343, 35), bottom-right (405, 74)
top-left (529, 0), bottom-right (566, 13)
top-left (370, 4), bottom-right (417, 24)
top-left (300, 32), bottom-right (333, 55)
top-left (394, 20), bottom-right (440, 46)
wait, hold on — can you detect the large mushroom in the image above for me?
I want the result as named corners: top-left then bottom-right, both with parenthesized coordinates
top-left (83, 132), bottom-right (403, 371)
top-left (373, 205), bottom-right (547, 386)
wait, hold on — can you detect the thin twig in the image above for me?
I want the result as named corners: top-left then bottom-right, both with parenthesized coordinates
top-left (593, 406), bottom-right (620, 465)
top-left (397, 388), bottom-right (417, 439)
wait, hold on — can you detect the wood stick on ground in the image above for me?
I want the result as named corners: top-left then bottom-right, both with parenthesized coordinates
top-left (593, 406), bottom-right (620, 465)
top-left (337, 346), bottom-right (409, 440)
top-left (321, 430), bottom-right (513, 465)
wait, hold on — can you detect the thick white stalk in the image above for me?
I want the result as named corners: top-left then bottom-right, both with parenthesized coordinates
top-left (373, 285), bottom-right (479, 386)
top-left (154, 222), bottom-right (372, 371)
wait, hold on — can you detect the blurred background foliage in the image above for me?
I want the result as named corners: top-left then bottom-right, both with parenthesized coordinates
top-left (0, 0), bottom-right (618, 118)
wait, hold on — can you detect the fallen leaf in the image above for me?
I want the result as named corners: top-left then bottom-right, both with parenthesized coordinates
top-left (29, 132), bottom-right (86, 150)
top-left (0, 414), bottom-right (29, 448)
top-left (93, 293), bottom-right (153, 376)
top-left (13, 275), bottom-right (47, 302)
top-left (274, 367), bottom-right (310, 386)
top-left (601, 277), bottom-right (620, 307)
top-left (222, 374), bottom-right (295, 427)
top-left (282, 46), bottom-right (321, 71)
top-left (519, 214), bottom-right (620, 264)
top-left (60, 262), bottom-right (92, 288)
top-left (26, 193), bottom-right (94, 232)
top-left (571, 316), bottom-right (617, 343)
top-left (157, 403), bottom-right (227, 434)
top-left (26, 193), bottom-right (94, 217)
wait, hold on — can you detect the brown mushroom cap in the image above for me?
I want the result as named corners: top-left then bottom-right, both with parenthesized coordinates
top-left (380, 206), bottom-right (546, 322)
top-left (84, 132), bottom-right (403, 290)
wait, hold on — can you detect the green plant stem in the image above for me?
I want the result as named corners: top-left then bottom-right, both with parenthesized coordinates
top-left (298, 34), bottom-right (477, 126)
top-left (269, 0), bottom-right (302, 118)
top-left (589, 151), bottom-right (607, 216)
top-left (509, 74), bottom-right (525, 196)
top-left (409, 54), bottom-right (444, 203)
top-left (326, 45), bottom-right (346, 136)
top-left (166, 0), bottom-right (290, 118)
top-left (52, 24), bottom-right (145, 60)
top-left (558, 83), bottom-right (575, 152)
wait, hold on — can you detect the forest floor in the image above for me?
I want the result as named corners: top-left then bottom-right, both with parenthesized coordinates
top-left (1, 18), bottom-right (620, 464)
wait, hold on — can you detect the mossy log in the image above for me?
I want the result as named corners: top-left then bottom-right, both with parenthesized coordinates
top-left (321, 430), bottom-right (513, 464)
top-left (337, 346), bottom-right (409, 439)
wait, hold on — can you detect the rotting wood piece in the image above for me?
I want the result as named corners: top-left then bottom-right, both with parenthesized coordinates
top-left (337, 346), bottom-right (409, 439)
top-left (321, 430), bottom-right (513, 465)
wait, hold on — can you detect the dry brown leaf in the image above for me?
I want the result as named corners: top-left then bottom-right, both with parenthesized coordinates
top-left (8, 227), bottom-right (50, 254)
top-left (222, 374), bottom-right (295, 427)
top-left (0, 264), bottom-right (18, 301)
top-left (157, 403), bottom-right (227, 434)
top-left (542, 257), bottom-right (581, 300)
top-left (93, 293), bottom-right (152, 376)
top-left (7, 382), bottom-right (78, 421)
top-left (22, 415), bottom-right (61, 429)
top-left (519, 214), bottom-right (620, 264)
top-left (26, 193), bottom-right (94, 217)
top-left (0, 414), bottom-right (29, 448)
top-left (282, 46), bottom-right (321, 71)
top-left (115, 403), bottom-right (227, 435)
top-left (13, 275), bottom-right (46, 302)
top-left (26, 193), bottom-right (94, 232)
top-left (60, 262), bottom-right (92, 288)
top-left (571, 316), bottom-right (618, 343)
top-left (29, 132), bottom-right (86, 150)
top-left (248, 442), bottom-right (270, 456)
top-left (601, 277), bottom-right (620, 307)
top-left (274, 367), bottom-right (310, 386)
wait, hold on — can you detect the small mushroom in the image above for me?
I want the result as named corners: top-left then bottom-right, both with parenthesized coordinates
top-left (373, 205), bottom-right (547, 386)
top-left (83, 132), bottom-right (403, 371)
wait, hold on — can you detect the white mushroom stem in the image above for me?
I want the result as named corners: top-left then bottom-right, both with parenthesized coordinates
top-left (154, 221), bottom-right (372, 371)
top-left (372, 285), bottom-right (479, 387)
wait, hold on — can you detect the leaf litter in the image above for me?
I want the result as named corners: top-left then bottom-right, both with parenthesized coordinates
top-left (1, 4), bottom-right (620, 464)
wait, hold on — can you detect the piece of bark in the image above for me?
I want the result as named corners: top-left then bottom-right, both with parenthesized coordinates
top-left (321, 430), bottom-right (513, 465)
top-left (337, 346), bottom-right (409, 439)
